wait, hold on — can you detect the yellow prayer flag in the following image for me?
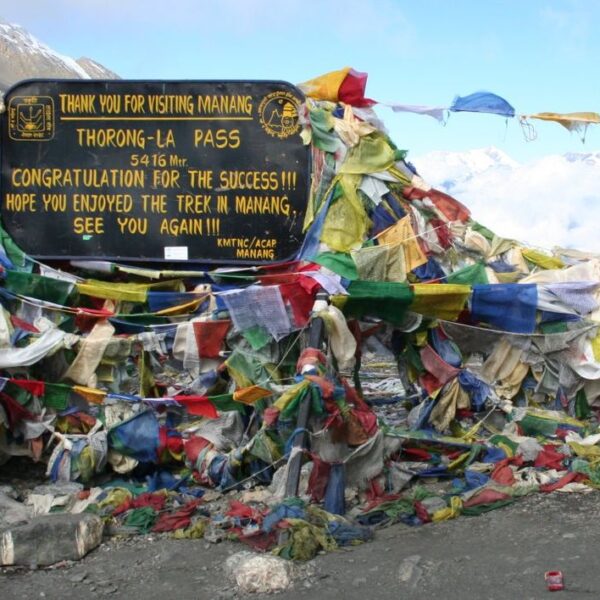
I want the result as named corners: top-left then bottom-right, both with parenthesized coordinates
top-left (529, 111), bottom-right (600, 132)
top-left (155, 297), bottom-right (207, 316)
top-left (321, 175), bottom-right (369, 252)
top-left (432, 496), bottom-right (462, 522)
top-left (77, 278), bottom-right (184, 303)
top-left (233, 385), bottom-right (273, 405)
top-left (568, 442), bottom-right (600, 459)
top-left (297, 68), bottom-right (351, 102)
top-left (273, 380), bottom-right (310, 412)
top-left (377, 216), bottom-right (428, 272)
top-left (73, 385), bottom-right (106, 405)
top-left (494, 271), bottom-right (522, 283)
top-left (521, 248), bottom-right (564, 270)
top-left (591, 330), bottom-right (600, 362)
top-left (411, 283), bottom-right (471, 321)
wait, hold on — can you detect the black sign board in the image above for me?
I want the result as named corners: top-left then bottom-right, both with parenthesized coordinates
top-left (0, 80), bottom-right (310, 263)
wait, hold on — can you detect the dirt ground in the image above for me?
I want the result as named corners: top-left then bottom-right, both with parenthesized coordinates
top-left (1, 490), bottom-right (598, 600)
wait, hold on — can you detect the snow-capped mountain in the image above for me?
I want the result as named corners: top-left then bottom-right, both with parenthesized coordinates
top-left (412, 147), bottom-right (600, 252)
top-left (0, 20), bottom-right (118, 94)
top-left (412, 146), bottom-right (519, 193)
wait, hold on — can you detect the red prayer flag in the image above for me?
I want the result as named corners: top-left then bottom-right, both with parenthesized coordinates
top-left (192, 320), bottom-right (230, 358)
top-left (540, 471), bottom-right (583, 493)
top-left (534, 445), bottom-right (565, 470)
top-left (10, 315), bottom-right (39, 332)
top-left (0, 392), bottom-right (35, 428)
top-left (338, 69), bottom-right (376, 107)
top-left (403, 186), bottom-right (470, 223)
top-left (278, 282), bottom-right (314, 327)
top-left (491, 463), bottom-right (516, 486)
top-left (307, 455), bottom-right (331, 503)
top-left (175, 395), bottom-right (218, 418)
top-left (463, 488), bottom-right (512, 508)
top-left (10, 379), bottom-right (45, 397)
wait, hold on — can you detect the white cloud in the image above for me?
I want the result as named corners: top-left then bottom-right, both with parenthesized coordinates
top-left (413, 147), bottom-right (600, 253)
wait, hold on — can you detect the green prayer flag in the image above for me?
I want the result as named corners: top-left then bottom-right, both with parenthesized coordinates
top-left (471, 221), bottom-right (496, 241)
top-left (0, 223), bottom-right (31, 271)
top-left (539, 321), bottom-right (569, 335)
top-left (281, 386), bottom-right (309, 420)
top-left (575, 388), bottom-right (591, 420)
top-left (462, 499), bottom-right (514, 516)
top-left (44, 383), bottom-right (71, 410)
top-left (139, 351), bottom-right (159, 398)
top-left (309, 108), bottom-right (340, 153)
top-left (225, 350), bottom-right (271, 388)
top-left (242, 326), bottom-right (271, 350)
top-left (6, 270), bottom-right (73, 305)
top-left (314, 252), bottom-right (358, 280)
top-left (210, 394), bottom-right (245, 413)
top-left (124, 506), bottom-right (157, 533)
top-left (3, 381), bottom-right (31, 406)
top-left (343, 280), bottom-right (414, 325)
top-left (446, 262), bottom-right (489, 286)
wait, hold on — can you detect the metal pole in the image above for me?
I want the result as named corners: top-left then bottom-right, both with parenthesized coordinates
top-left (282, 293), bottom-right (328, 498)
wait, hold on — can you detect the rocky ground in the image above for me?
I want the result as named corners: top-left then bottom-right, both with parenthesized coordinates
top-left (1, 490), bottom-right (598, 599)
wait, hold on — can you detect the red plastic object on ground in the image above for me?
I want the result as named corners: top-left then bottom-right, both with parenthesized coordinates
top-left (545, 571), bottom-right (564, 591)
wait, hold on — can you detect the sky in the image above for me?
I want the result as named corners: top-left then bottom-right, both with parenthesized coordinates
top-left (1, 0), bottom-right (600, 250)
top-left (2, 0), bottom-right (599, 163)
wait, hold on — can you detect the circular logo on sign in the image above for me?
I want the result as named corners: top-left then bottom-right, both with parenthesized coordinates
top-left (259, 91), bottom-right (301, 139)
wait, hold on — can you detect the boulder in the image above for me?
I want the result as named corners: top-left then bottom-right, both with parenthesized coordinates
top-left (0, 513), bottom-right (104, 567)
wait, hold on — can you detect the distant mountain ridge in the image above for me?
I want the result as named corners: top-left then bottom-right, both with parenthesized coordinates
top-left (412, 146), bottom-right (518, 192)
top-left (0, 20), bottom-right (118, 95)
top-left (413, 146), bottom-right (600, 194)
top-left (412, 146), bottom-right (600, 252)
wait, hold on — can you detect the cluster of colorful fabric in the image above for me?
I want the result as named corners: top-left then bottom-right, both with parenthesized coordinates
top-left (2, 68), bottom-right (600, 558)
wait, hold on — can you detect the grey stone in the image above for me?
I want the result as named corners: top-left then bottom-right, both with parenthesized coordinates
top-left (0, 513), bottom-right (104, 567)
top-left (225, 551), bottom-right (293, 593)
top-left (398, 554), bottom-right (423, 587)
top-left (0, 485), bottom-right (18, 500)
top-left (30, 482), bottom-right (83, 496)
top-left (0, 492), bottom-right (32, 529)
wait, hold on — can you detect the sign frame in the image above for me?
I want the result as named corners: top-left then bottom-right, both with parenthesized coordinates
top-left (0, 78), bottom-right (311, 265)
